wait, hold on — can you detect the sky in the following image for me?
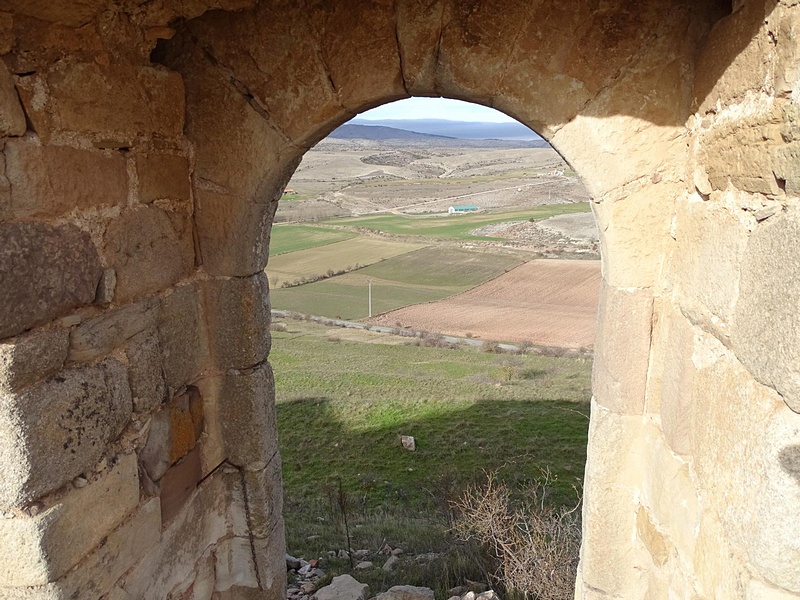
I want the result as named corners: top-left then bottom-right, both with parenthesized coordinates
top-left (357, 97), bottom-right (516, 123)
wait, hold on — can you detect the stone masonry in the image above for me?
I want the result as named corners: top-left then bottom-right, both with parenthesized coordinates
top-left (0, 1), bottom-right (798, 598)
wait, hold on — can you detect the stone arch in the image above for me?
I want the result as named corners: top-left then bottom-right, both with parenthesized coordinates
top-left (0, 1), bottom-right (799, 599)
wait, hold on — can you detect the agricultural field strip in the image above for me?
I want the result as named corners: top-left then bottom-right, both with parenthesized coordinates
top-left (324, 203), bottom-right (591, 239)
top-left (267, 237), bottom-right (428, 287)
top-left (269, 224), bottom-right (358, 255)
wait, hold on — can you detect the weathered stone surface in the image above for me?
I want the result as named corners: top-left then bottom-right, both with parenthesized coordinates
top-left (125, 330), bottom-right (167, 413)
top-left (136, 152), bottom-right (191, 203)
top-left (242, 456), bottom-right (282, 540)
top-left (217, 363), bottom-right (278, 468)
top-left (376, 586), bottom-right (434, 600)
top-left (194, 189), bottom-right (278, 277)
top-left (0, 222), bottom-right (102, 339)
top-left (0, 453), bottom-right (139, 586)
top-left (306, 0), bottom-right (407, 112)
top-left (120, 470), bottom-right (231, 599)
top-left (5, 140), bottom-right (127, 218)
top-left (94, 268), bottom-right (117, 305)
top-left (1, 0), bottom-right (106, 27)
top-left (18, 63), bottom-right (184, 144)
top-left (68, 299), bottom-right (160, 363)
top-left (315, 575), bottom-right (370, 600)
top-left (103, 206), bottom-right (193, 304)
top-left (183, 3), bottom-right (346, 147)
top-left (215, 537), bottom-right (258, 592)
top-left (657, 310), bottom-right (697, 456)
top-left (691, 342), bottom-right (800, 592)
top-left (579, 402), bottom-right (647, 596)
top-left (204, 273), bottom-right (270, 370)
top-left (592, 282), bottom-right (653, 414)
top-left (0, 328), bottom-right (68, 393)
top-left (158, 283), bottom-right (210, 390)
top-left (160, 446), bottom-right (202, 523)
top-left (0, 359), bottom-right (132, 507)
top-left (733, 208), bottom-right (800, 413)
top-left (141, 409), bottom-right (172, 483)
top-left (53, 497), bottom-right (160, 599)
top-left (0, 61), bottom-right (25, 136)
top-left (671, 195), bottom-right (750, 325)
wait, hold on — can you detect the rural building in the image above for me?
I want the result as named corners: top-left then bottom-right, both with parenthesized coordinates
top-left (0, 1), bottom-right (798, 599)
top-left (448, 205), bottom-right (479, 214)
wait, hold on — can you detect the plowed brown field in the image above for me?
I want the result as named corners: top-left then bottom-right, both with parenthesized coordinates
top-left (371, 259), bottom-right (601, 349)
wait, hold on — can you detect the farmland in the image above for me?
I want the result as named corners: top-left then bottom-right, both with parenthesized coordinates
top-left (270, 247), bottom-right (524, 320)
top-left (371, 260), bottom-right (602, 349)
top-left (269, 224), bottom-right (358, 255)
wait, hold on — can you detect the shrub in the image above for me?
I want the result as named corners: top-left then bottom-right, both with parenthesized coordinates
top-left (451, 471), bottom-right (581, 600)
top-left (480, 340), bottom-right (501, 354)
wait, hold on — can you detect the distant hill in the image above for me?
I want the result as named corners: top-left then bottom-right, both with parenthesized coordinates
top-left (350, 118), bottom-right (543, 141)
top-left (329, 123), bottom-right (454, 141)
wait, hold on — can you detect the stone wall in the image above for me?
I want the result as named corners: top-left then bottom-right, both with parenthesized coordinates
top-left (0, 1), bottom-right (798, 598)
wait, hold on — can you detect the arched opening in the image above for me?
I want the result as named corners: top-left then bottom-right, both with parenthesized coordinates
top-left (267, 97), bottom-right (598, 595)
top-left (1, 1), bottom-right (798, 599)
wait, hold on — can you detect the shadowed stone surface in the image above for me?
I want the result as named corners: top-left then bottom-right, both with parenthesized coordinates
top-left (0, 222), bottom-right (102, 340)
top-left (0, 359), bottom-right (132, 508)
top-left (733, 208), bottom-right (800, 413)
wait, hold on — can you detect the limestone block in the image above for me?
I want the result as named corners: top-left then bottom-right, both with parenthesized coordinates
top-left (103, 206), bottom-right (194, 304)
top-left (638, 422), bottom-right (699, 560)
top-left (0, 359), bottom-right (132, 507)
top-left (120, 471), bottom-right (231, 599)
top-left (5, 140), bottom-right (127, 218)
top-left (136, 153), bottom-right (191, 203)
top-left (590, 183), bottom-right (679, 289)
top-left (395, 0), bottom-right (443, 96)
top-left (215, 537), bottom-right (258, 592)
top-left (694, 2), bottom-right (772, 114)
top-left (0, 61), bottom-right (25, 136)
top-left (217, 363), bottom-right (278, 468)
top-left (306, 0), bottom-right (407, 112)
top-left (194, 189), bottom-right (278, 277)
top-left (183, 3), bottom-right (346, 147)
top-left (0, 222), bottom-right (102, 339)
top-left (204, 273), bottom-right (270, 370)
top-left (733, 208), bottom-right (800, 412)
top-left (657, 309), bottom-right (697, 456)
top-left (592, 282), bottom-right (653, 415)
top-left (771, 141), bottom-right (800, 197)
top-left (0, 327), bottom-right (68, 393)
top-left (141, 409), bottom-right (171, 483)
top-left (693, 509), bottom-right (749, 599)
top-left (242, 456), bottom-right (283, 540)
top-left (0, 453), bottom-right (139, 586)
top-left (252, 533), bottom-right (287, 600)
top-left (166, 39), bottom-right (289, 199)
top-left (51, 497), bottom-right (161, 599)
top-left (19, 63), bottom-right (184, 144)
top-left (158, 283), bottom-right (210, 390)
top-left (700, 107), bottom-right (788, 196)
top-left (160, 446), bottom-right (202, 523)
top-left (690, 345), bottom-right (800, 592)
top-left (671, 195), bottom-right (749, 325)
top-left (67, 298), bottom-right (160, 363)
top-left (124, 330), bottom-right (168, 413)
top-left (94, 268), bottom-right (117, 305)
top-left (579, 402), bottom-right (647, 595)
top-left (315, 575), bottom-right (370, 600)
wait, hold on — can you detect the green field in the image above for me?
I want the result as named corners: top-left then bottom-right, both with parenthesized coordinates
top-left (268, 237), bottom-right (426, 287)
top-left (324, 203), bottom-right (590, 240)
top-left (270, 247), bottom-right (523, 319)
top-left (270, 224), bottom-right (358, 255)
top-left (273, 319), bottom-right (591, 594)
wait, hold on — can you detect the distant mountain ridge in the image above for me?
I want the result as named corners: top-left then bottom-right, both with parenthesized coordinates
top-left (328, 124), bottom-right (454, 141)
top-left (350, 117), bottom-right (543, 141)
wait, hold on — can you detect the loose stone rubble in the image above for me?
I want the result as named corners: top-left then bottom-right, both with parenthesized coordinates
top-left (0, 1), bottom-right (799, 599)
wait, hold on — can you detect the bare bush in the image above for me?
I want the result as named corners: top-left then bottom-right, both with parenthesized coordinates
top-left (480, 340), bottom-right (501, 354)
top-left (451, 471), bottom-right (581, 600)
top-left (270, 322), bottom-right (288, 332)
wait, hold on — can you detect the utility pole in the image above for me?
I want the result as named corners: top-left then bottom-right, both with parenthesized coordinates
top-left (368, 279), bottom-right (372, 318)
